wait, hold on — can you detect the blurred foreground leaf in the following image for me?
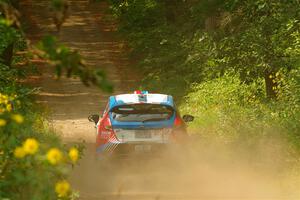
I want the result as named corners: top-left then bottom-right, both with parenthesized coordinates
top-left (36, 35), bottom-right (113, 92)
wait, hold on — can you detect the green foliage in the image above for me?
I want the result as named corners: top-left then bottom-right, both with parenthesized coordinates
top-left (0, 23), bottom-right (17, 53)
top-left (181, 74), bottom-right (300, 153)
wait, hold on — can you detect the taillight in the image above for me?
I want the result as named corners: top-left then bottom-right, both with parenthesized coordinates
top-left (172, 115), bottom-right (186, 143)
top-left (174, 115), bottom-right (183, 126)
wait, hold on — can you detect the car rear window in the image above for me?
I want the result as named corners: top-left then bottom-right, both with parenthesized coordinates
top-left (110, 104), bottom-right (174, 122)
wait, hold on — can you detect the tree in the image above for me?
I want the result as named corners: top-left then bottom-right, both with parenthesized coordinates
top-left (202, 0), bottom-right (300, 99)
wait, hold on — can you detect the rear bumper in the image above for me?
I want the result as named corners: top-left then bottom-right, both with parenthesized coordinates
top-left (96, 142), bottom-right (176, 158)
top-left (115, 142), bottom-right (168, 155)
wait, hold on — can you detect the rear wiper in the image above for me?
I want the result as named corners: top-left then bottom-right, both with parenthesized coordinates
top-left (142, 118), bottom-right (165, 123)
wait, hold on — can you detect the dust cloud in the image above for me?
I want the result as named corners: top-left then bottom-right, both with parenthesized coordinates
top-left (69, 134), bottom-right (300, 200)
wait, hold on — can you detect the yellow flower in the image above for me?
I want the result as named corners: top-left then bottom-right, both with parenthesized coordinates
top-left (11, 114), bottom-right (24, 124)
top-left (14, 147), bottom-right (26, 158)
top-left (68, 147), bottom-right (79, 163)
top-left (0, 94), bottom-right (8, 101)
top-left (23, 138), bottom-right (39, 155)
top-left (0, 119), bottom-right (6, 127)
top-left (55, 180), bottom-right (70, 197)
top-left (6, 104), bottom-right (12, 112)
top-left (47, 148), bottom-right (62, 165)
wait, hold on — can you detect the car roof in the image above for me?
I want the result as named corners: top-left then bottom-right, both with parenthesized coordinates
top-left (108, 93), bottom-right (174, 109)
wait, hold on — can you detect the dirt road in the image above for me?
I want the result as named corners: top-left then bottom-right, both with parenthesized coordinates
top-left (22, 1), bottom-right (300, 200)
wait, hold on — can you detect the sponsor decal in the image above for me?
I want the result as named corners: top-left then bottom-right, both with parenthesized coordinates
top-left (100, 131), bottom-right (111, 139)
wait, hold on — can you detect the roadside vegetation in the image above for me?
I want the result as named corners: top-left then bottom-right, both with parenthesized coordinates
top-left (0, 0), bottom-right (111, 199)
top-left (109, 0), bottom-right (300, 164)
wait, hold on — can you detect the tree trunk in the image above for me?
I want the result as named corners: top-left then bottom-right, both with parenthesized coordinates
top-left (10, 0), bottom-right (20, 9)
top-left (164, 0), bottom-right (183, 23)
top-left (264, 70), bottom-right (277, 99)
top-left (205, 15), bottom-right (219, 31)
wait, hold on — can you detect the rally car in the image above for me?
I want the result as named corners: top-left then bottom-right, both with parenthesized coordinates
top-left (88, 91), bottom-right (194, 157)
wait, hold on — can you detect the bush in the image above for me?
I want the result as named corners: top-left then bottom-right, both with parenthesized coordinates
top-left (180, 74), bottom-right (300, 162)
